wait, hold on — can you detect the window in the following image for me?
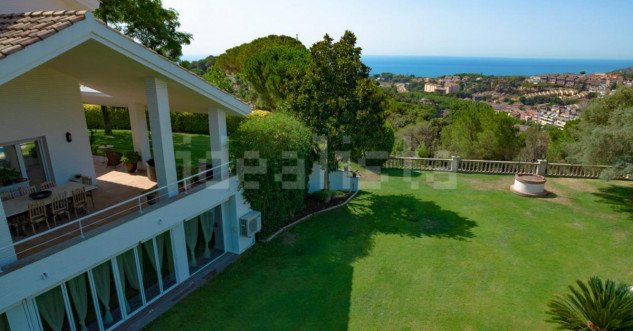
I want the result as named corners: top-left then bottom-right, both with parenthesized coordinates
top-left (184, 206), bottom-right (224, 274)
top-left (0, 137), bottom-right (49, 188)
top-left (33, 230), bottom-right (178, 331)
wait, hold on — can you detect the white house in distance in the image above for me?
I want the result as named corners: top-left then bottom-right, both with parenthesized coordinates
top-left (0, 1), bottom-right (261, 330)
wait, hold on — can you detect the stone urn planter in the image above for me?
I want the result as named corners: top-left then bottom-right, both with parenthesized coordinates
top-left (510, 173), bottom-right (547, 197)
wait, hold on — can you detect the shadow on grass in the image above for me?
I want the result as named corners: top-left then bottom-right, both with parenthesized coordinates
top-left (592, 185), bottom-right (633, 218)
top-left (148, 191), bottom-right (477, 330)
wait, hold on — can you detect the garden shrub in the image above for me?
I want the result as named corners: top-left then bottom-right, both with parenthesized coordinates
top-left (85, 105), bottom-right (211, 134)
top-left (229, 112), bottom-right (316, 237)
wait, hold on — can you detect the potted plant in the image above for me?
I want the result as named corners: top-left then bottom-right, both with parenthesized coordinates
top-left (121, 151), bottom-right (141, 173)
top-left (0, 168), bottom-right (21, 186)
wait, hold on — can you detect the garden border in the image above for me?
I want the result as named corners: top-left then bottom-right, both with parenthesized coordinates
top-left (261, 190), bottom-right (360, 243)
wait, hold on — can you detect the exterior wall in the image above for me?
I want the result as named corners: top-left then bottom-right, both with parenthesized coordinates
top-left (329, 171), bottom-right (360, 192)
top-left (307, 162), bottom-right (325, 193)
top-left (0, 66), bottom-right (96, 186)
top-left (0, 177), bottom-right (253, 313)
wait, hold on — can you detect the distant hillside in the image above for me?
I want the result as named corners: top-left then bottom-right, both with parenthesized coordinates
top-left (610, 66), bottom-right (633, 73)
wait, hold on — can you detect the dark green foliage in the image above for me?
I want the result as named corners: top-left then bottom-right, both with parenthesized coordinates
top-left (441, 104), bottom-right (520, 160)
top-left (243, 46), bottom-right (310, 110)
top-left (567, 88), bottom-right (633, 178)
top-left (203, 65), bottom-right (233, 93)
top-left (95, 0), bottom-right (192, 60)
top-left (546, 277), bottom-right (633, 330)
top-left (84, 106), bottom-right (131, 130)
top-left (85, 106), bottom-right (211, 135)
top-left (180, 55), bottom-right (216, 76)
top-left (288, 31), bottom-right (391, 172)
top-left (547, 121), bottom-right (578, 162)
top-left (216, 35), bottom-right (306, 73)
top-left (520, 95), bottom-right (567, 106)
top-left (229, 112), bottom-right (316, 236)
top-left (313, 190), bottom-right (334, 202)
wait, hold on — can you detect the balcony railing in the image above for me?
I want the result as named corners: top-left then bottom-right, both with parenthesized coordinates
top-left (1, 162), bottom-right (233, 267)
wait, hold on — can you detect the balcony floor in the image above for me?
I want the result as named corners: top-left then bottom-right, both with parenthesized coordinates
top-left (10, 156), bottom-right (157, 261)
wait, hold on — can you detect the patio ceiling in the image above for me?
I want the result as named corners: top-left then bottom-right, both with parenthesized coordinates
top-left (44, 39), bottom-right (233, 114)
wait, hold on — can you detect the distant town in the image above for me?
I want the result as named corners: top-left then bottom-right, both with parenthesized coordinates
top-left (374, 69), bottom-right (633, 128)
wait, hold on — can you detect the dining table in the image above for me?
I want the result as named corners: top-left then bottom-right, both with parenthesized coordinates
top-left (2, 182), bottom-right (97, 218)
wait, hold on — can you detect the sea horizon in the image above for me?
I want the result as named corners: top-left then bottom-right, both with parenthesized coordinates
top-left (362, 55), bottom-right (633, 77)
top-left (180, 54), bottom-right (633, 78)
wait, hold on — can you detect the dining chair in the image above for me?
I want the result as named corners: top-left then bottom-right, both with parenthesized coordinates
top-left (27, 201), bottom-right (49, 233)
top-left (40, 181), bottom-right (55, 190)
top-left (72, 188), bottom-right (89, 218)
top-left (50, 193), bottom-right (70, 226)
top-left (1, 192), bottom-right (13, 201)
top-left (19, 185), bottom-right (37, 196)
top-left (81, 176), bottom-right (95, 208)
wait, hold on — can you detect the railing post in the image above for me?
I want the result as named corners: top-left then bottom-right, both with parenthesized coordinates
top-left (451, 156), bottom-right (461, 172)
top-left (537, 159), bottom-right (548, 176)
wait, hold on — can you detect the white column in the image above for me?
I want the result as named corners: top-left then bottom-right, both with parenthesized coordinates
top-left (145, 77), bottom-right (178, 196)
top-left (128, 103), bottom-right (151, 170)
top-left (169, 223), bottom-right (190, 283)
top-left (0, 201), bottom-right (17, 272)
top-left (208, 108), bottom-right (229, 181)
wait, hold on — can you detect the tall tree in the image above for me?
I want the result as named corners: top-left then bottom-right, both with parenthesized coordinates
top-left (288, 31), bottom-right (391, 188)
top-left (517, 126), bottom-right (550, 162)
top-left (95, 0), bottom-right (192, 60)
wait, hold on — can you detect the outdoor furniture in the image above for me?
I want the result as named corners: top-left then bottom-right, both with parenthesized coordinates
top-left (1, 192), bottom-right (13, 201)
top-left (1, 182), bottom-right (97, 218)
top-left (105, 150), bottom-right (122, 167)
top-left (71, 188), bottom-right (89, 218)
top-left (146, 158), bottom-right (156, 181)
top-left (27, 200), bottom-right (49, 233)
top-left (81, 176), bottom-right (95, 208)
top-left (19, 185), bottom-right (36, 196)
top-left (40, 181), bottom-right (55, 190)
top-left (50, 193), bottom-right (70, 226)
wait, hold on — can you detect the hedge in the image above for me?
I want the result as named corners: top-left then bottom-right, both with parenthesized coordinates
top-left (229, 112), bottom-right (316, 237)
top-left (85, 105), bottom-right (247, 135)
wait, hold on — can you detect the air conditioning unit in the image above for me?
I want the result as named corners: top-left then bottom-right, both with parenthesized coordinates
top-left (240, 211), bottom-right (261, 237)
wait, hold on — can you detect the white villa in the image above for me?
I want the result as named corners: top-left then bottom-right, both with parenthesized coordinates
top-left (0, 1), bottom-right (261, 330)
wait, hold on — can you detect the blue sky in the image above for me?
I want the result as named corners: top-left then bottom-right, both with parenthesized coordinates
top-left (161, 0), bottom-right (633, 60)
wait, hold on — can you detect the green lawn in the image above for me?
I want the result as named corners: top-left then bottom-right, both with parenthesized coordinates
top-left (90, 129), bottom-right (211, 177)
top-left (147, 169), bottom-right (633, 330)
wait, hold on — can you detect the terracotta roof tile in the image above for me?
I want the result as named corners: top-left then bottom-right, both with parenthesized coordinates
top-left (0, 10), bottom-right (86, 60)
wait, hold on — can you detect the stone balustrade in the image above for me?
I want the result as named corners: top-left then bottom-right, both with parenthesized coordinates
top-left (384, 157), bottom-right (623, 179)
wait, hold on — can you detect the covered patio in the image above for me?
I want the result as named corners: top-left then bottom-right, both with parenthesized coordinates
top-left (0, 11), bottom-right (249, 269)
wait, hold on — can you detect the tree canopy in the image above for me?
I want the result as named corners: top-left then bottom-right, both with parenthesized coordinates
top-left (441, 104), bottom-right (520, 160)
top-left (215, 35), bottom-right (306, 73)
top-left (243, 46), bottom-right (310, 110)
top-left (95, 0), bottom-right (192, 60)
top-left (288, 31), bottom-right (392, 174)
top-left (567, 87), bottom-right (633, 178)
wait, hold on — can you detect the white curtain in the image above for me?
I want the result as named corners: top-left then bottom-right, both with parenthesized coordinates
top-left (36, 286), bottom-right (66, 331)
top-left (200, 210), bottom-right (216, 259)
top-left (184, 217), bottom-right (199, 267)
top-left (92, 262), bottom-right (114, 324)
top-left (67, 274), bottom-right (89, 331)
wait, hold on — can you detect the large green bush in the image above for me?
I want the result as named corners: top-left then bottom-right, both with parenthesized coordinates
top-left (229, 112), bottom-right (316, 237)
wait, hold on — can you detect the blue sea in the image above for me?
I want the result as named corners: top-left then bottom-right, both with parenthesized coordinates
top-left (362, 56), bottom-right (633, 77)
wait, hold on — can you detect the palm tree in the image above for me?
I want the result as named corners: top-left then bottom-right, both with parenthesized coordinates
top-left (546, 276), bottom-right (633, 330)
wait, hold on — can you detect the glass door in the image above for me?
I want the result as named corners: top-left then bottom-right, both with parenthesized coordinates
top-left (19, 140), bottom-right (48, 187)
